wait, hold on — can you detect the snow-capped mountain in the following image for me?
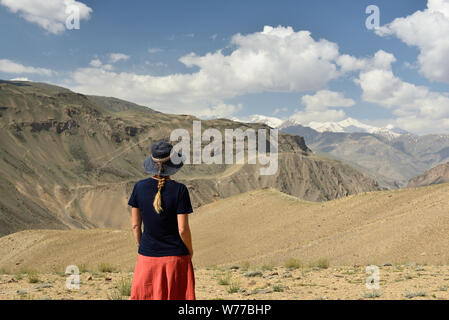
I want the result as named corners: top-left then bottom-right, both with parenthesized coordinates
top-left (232, 114), bottom-right (285, 129)
top-left (238, 115), bottom-right (407, 138)
top-left (305, 118), bottom-right (408, 138)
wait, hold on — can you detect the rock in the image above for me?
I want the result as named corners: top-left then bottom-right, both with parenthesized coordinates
top-left (229, 265), bottom-right (239, 270)
top-left (282, 272), bottom-right (292, 278)
top-left (269, 272), bottom-right (279, 276)
top-left (382, 263), bottom-right (393, 267)
top-left (255, 288), bottom-right (273, 294)
top-left (87, 276), bottom-right (93, 281)
top-left (105, 277), bottom-right (112, 281)
top-left (35, 283), bottom-right (53, 289)
top-left (17, 290), bottom-right (27, 295)
top-left (415, 267), bottom-right (425, 271)
top-left (244, 271), bottom-right (263, 277)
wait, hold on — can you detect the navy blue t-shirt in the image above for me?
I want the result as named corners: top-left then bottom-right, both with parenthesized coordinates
top-left (128, 178), bottom-right (193, 257)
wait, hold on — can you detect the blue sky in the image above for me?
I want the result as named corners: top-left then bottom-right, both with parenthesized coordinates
top-left (1, 0), bottom-right (449, 134)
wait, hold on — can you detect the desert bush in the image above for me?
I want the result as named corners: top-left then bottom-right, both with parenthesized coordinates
top-left (218, 273), bottom-right (231, 285)
top-left (273, 284), bottom-right (284, 292)
top-left (107, 290), bottom-right (124, 300)
top-left (309, 258), bottom-right (329, 269)
top-left (240, 261), bottom-right (250, 271)
top-left (26, 271), bottom-right (40, 284)
top-left (261, 262), bottom-right (275, 271)
top-left (0, 267), bottom-right (10, 274)
top-left (285, 258), bottom-right (302, 269)
top-left (227, 281), bottom-right (240, 294)
top-left (98, 263), bottom-right (116, 273)
top-left (405, 291), bottom-right (426, 298)
top-left (363, 291), bottom-right (381, 298)
top-left (117, 277), bottom-right (132, 296)
top-left (78, 264), bottom-right (89, 273)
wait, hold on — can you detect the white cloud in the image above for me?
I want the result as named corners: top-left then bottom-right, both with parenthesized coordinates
top-left (358, 68), bottom-right (449, 119)
top-left (283, 90), bottom-right (354, 126)
top-left (301, 90), bottom-right (355, 111)
top-left (0, 0), bottom-right (92, 34)
top-left (89, 59), bottom-right (102, 68)
top-left (337, 50), bottom-right (396, 73)
top-left (0, 59), bottom-right (53, 75)
top-left (196, 103), bottom-right (242, 119)
top-left (180, 26), bottom-right (340, 94)
top-left (273, 107), bottom-right (288, 115)
top-left (353, 50), bottom-right (449, 134)
top-left (148, 48), bottom-right (164, 54)
top-left (67, 26), bottom-right (344, 118)
top-left (288, 109), bottom-right (347, 125)
top-left (109, 53), bottom-right (130, 63)
top-left (10, 77), bottom-right (29, 81)
top-left (376, 0), bottom-right (449, 83)
top-left (88, 58), bottom-right (114, 71)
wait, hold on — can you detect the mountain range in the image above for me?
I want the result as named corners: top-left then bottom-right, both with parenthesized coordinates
top-left (243, 115), bottom-right (449, 188)
top-left (0, 80), bottom-right (381, 236)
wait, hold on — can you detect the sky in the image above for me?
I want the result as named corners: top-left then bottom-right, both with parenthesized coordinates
top-left (1, 0), bottom-right (449, 135)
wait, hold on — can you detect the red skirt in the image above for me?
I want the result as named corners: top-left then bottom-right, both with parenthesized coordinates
top-left (130, 254), bottom-right (195, 300)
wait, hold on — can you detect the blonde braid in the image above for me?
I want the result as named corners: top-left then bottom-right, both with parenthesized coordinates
top-left (152, 156), bottom-right (170, 213)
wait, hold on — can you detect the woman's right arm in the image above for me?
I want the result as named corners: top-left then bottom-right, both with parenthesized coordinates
top-left (131, 207), bottom-right (142, 245)
top-left (177, 214), bottom-right (193, 257)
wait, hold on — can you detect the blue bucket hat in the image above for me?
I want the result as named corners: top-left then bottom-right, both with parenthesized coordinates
top-left (143, 141), bottom-right (185, 176)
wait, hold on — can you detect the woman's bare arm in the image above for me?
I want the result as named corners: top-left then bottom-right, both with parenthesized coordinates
top-left (131, 207), bottom-right (142, 245)
top-left (178, 214), bottom-right (193, 257)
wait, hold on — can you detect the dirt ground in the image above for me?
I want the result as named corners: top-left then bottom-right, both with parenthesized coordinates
top-left (1, 264), bottom-right (448, 300)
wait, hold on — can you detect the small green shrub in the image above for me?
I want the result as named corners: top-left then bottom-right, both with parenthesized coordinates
top-left (261, 262), bottom-right (274, 271)
top-left (227, 281), bottom-right (240, 294)
top-left (27, 272), bottom-right (40, 284)
top-left (310, 258), bottom-right (330, 269)
top-left (363, 291), bottom-right (381, 298)
top-left (405, 291), bottom-right (426, 298)
top-left (273, 285), bottom-right (284, 292)
top-left (0, 267), bottom-right (10, 274)
top-left (98, 263), bottom-right (116, 273)
top-left (218, 273), bottom-right (231, 285)
top-left (117, 277), bottom-right (132, 296)
top-left (107, 290), bottom-right (124, 300)
top-left (285, 258), bottom-right (302, 269)
top-left (240, 261), bottom-right (250, 271)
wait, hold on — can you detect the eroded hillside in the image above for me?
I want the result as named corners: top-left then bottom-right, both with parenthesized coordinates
top-left (0, 80), bottom-right (380, 235)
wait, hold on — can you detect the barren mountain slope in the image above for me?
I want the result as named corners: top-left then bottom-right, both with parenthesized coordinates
top-left (407, 162), bottom-right (449, 188)
top-left (1, 183), bottom-right (448, 272)
top-left (0, 80), bottom-right (380, 236)
top-left (282, 125), bottom-right (449, 188)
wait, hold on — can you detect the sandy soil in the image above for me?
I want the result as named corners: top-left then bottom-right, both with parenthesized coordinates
top-left (1, 184), bottom-right (449, 274)
top-left (1, 264), bottom-right (448, 300)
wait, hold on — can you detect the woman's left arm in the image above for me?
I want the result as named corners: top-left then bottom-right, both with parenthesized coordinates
top-left (131, 207), bottom-right (142, 245)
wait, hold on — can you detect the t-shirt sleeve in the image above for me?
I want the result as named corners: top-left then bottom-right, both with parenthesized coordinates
top-left (128, 183), bottom-right (139, 208)
top-left (177, 184), bottom-right (193, 214)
